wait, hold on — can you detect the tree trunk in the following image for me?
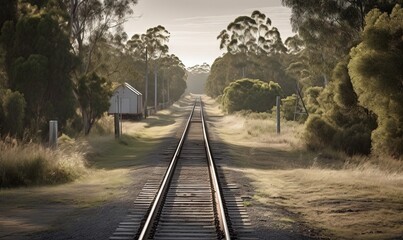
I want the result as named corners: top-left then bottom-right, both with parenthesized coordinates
top-left (81, 107), bottom-right (90, 135)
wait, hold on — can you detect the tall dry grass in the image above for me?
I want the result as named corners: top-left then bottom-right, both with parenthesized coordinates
top-left (0, 138), bottom-right (88, 188)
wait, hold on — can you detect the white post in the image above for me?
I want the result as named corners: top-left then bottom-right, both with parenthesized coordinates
top-left (276, 96), bottom-right (280, 135)
top-left (49, 120), bottom-right (58, 149)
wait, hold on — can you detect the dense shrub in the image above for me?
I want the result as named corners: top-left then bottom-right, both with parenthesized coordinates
top-left (304, 115), bottom-right (336, 150)
top-left (0, 89), bottom-right (26, 137)
top-left (281, 94), bottom-right (297, 121)
top-left (348, 5), bottom-right (403, 158)
top-left (304, 86), bottom-right (323, 114)
top-left (221, 78), bottom-right (282, 113)
top-left (304, 60), bottom-right (377, 155)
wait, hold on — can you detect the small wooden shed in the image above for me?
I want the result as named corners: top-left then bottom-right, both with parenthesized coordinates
top-left (108, 82), bottom-right (143, 119)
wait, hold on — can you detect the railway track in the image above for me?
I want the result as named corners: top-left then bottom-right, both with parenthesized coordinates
top-left (110, 98), bottom-right (256, 240)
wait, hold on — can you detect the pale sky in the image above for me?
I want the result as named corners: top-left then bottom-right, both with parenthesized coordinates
top-left (124, 0), bottom-right (294, 68)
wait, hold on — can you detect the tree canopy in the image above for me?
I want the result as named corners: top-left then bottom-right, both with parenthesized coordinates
top-left (206, 10), bottom-right (296, 99)
top-left (1, 7), bottom-right (75, 137)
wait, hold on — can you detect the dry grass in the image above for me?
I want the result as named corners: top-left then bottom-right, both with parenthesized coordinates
top-left (203, 95), bottom-right (403, 239)
top-left (0, 139), bottom-right (88, 188)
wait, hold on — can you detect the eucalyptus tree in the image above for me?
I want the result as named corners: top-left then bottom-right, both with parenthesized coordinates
top-left (158, 54), bottom-right (187, 103)
top-left (127, 25), bottom-right (169, 114)
top-left (66, 0), bottom-right (137, 134)
top-left (217, 10), bottom-right (286, 78)
top-left (1, 3), bottom-right (76, 138)
top-left (281, 0), bottom-right (402, 87)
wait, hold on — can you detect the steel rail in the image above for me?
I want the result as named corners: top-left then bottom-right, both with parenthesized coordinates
top-left (200, 99), bottom-right (231, 240)
top-left (138, 102), bottom-right (196, 240)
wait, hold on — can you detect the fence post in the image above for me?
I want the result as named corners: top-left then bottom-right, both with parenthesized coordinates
top-left (276, 96), bottom-right (280, 135)
top-left (114, 113), bottom-right (121, 139)
top-left (49, 120), bottom-right (58, 149)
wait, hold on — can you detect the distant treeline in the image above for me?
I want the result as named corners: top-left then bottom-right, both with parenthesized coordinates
top-left (186, 63), bottom-right (210, 94)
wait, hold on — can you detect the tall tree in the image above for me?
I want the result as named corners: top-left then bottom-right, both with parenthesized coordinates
top-left (207, 10), bottom-right (294, 98)
top-left (1, 6), bottom-right (75, 138)
top-left (66, 0), bottom-right (137, 134)
top-left (282, 0), bottom-right (402, 87)
top-left (76, 73), bottom-right (112, 135)
top-left (217, 10), bottom-right (286, 78)
top-left (127, 25), bottom-right (169, 113)
top-left (159, 54), bottom-right (187, 103)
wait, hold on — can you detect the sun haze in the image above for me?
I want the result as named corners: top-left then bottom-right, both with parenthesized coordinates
top-left (124, 0), bottom-right (293, 67)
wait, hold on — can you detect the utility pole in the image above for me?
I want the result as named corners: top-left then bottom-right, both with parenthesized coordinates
top-left (154, 52), bottom-right (164, 111)
top-left (154, 66), bottom-right (157, 111)
top-left (144, 48), bottom-right (148, 118)
top-left (167, 77), bottom-right (170, 104)
top-left (161, 70), bottom-right (165, 108)
top-left (276, 96), bottom-right (280, 135)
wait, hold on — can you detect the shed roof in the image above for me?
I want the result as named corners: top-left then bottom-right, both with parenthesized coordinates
top-left (115, 82), bottom-right (142, 96)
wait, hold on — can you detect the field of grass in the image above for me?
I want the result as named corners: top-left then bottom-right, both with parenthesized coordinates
top-left (203, 96), bottom-right (403, 239)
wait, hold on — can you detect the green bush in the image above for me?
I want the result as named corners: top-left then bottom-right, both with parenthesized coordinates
top-left (304, 59), bottom-right (377, 156)
top-left (348, 5), bottom-right (403, 158)
top-left (333, 124), bottom-right (372, 155)
top-left (304, 86), bottom-right (323, 114)
top-left (221, 78), bottom-right (282, 113)
top-left (304, 115), bottom-right (336, 150)
top-left (1, 89), bottom-right (26, 137)
top-left (281, 94), bottom-right (297, 121)
top-left (0, 89), bottom-right (26, 137)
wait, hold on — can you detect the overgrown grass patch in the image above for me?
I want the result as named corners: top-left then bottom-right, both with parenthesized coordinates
top-left (0, 140), bottom-right (88, 188)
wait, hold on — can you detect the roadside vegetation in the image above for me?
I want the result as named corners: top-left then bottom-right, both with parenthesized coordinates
top-left (204, 6), bottom-right (403, 237)
top-left (204, 97), bottom-right (403, 239)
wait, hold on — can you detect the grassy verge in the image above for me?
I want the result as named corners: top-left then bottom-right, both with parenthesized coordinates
top-left (0, 140), bottom-right (88, 188)
top-left (204, 96), bottom-right (403, 239)
top-left (0, 97), bottom-right (191, 238)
